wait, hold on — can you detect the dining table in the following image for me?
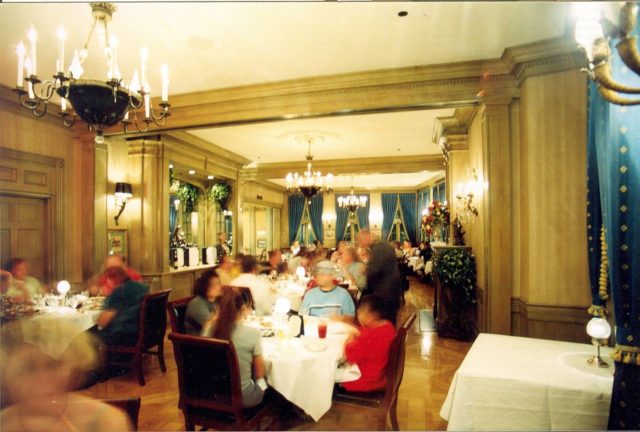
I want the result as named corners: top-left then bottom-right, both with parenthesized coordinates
top-left (440, 333), bottom-right (614, 431)
top-left (246, 315), bottom-right (361, 421)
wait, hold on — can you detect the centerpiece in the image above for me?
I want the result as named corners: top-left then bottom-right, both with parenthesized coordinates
top-left (423, 200), bottom-right (450, 243)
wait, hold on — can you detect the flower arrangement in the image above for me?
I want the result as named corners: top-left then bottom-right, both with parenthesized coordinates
top-left (424, 200), bottom-right (450, 228)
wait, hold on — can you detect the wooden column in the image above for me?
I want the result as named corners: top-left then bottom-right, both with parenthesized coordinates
top-left (481, 98), bottom-right (514, 335)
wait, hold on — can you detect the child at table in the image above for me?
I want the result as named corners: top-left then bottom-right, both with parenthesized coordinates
top-left (340, 294), bottom-right (396, 392)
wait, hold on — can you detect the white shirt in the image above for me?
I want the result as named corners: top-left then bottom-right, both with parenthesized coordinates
top-left (231, 273), bottom-right (274, 316)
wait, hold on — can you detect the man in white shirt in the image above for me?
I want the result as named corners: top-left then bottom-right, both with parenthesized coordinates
top-left (231, 255), bottom-right (275, 316)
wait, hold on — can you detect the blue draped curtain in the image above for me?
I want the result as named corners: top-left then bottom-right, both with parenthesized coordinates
top-left (418, 189), bottom-right (430, 214)
top-left (381, 193), bottom-right (398, 241)
top-left (356, 193), bottom-right (370, 230)
top-left (334, 194), bottom-right (349, 242)
top-left (288, 195), bottom-right (305, 245)
top-left (587, 36), bottom-right (640, 429)
top-left (399, 193), bottom-right (418, 244)
top-left (309, 195), bottom-right (323, 242)
top-left (169, 195), bottom-right (177, 235)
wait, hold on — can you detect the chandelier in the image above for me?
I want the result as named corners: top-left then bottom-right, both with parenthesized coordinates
top-left (285, 135), bottom-right (333, 200)
top-left (338, 178), bottom-right (367, 213)
top-left (13, 2), bottom-right (170, 143)
top-left (574, 2), bottom-right (640, 106)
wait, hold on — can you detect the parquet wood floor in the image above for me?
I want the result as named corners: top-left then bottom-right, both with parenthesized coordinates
top-left (79, 277), bottom-right (471, 431)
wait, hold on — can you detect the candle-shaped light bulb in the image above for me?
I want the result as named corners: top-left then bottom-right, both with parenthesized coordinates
top-left (140, 47), bottom-right (148, 88)
top-left (24, 56), bottom-right (34, 99)
top-left (130, 69), bottom-right (140, 93)
top-left (68, 49), bottom-right (84, 78)
top-left (27, 24), bottom-right (37, 75)
top-left (61, 97), bottom-right (67, 112)
top-left (16, 41), bottom-right (26, 87)
top-left (111, 36), bottom-right (121, 80)
top-left (160, 63), bottom-right (169, 103)
top-left (56, 25), bottom-right (66, 74)
top-left (144, 89), bottom-right (151, 119)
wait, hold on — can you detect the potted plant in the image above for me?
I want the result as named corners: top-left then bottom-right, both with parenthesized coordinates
top-left (434, 247), bottom-right (477, 340)
top-left (176, 182), bottom-right (202, 213)
top-left (208, 182), bottom-right (231, 211)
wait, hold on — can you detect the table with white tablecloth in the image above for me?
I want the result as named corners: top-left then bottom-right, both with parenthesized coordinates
top-left (440, 333), bottom-right (614, 431)
top-left (254, 317), bottom-right (360, 421)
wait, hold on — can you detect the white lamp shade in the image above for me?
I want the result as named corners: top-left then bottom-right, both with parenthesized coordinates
top-left (587, 317), bottom-right (611, 339)
top-left (57, 280), bottom-right (71, 295)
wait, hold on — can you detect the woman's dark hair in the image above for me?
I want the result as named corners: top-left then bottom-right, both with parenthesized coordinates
top-left (240, 255), bottom-right (258, 274)
top-left (3, 258), bottom-right (25, 273)
top-left (212, 287), bottom-right (255, 340)
top-left (357, 294), bottom-right (386, 319)
top-left (194, 269), bottom-right (219, 298)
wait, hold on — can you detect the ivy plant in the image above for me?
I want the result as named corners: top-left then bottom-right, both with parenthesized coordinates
top-left (176, 182), bottom-right (202, 213)
top-left (208, 182), bottom-right (231, 211)
top-left (435, 248), bottom-right (477, 306)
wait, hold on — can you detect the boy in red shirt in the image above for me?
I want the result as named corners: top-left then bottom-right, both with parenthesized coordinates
top-left (341, 295), bottom-right (396, 392)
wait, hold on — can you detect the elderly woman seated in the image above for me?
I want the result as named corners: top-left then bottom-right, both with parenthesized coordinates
top-left (300, 260), bottom-right (355, 317)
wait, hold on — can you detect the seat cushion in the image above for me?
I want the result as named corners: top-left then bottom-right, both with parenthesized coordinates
top-left (332, 384), bottom-right (384, 408)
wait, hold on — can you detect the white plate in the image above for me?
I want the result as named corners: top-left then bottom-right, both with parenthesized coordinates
top-left (304, 341), bottom-right (327, 352)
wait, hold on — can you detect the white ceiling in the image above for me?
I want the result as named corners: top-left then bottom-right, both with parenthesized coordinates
top-left (0, 2), bottom-right (569, 189)
top-left (189, 108), bottom-right (454, 164)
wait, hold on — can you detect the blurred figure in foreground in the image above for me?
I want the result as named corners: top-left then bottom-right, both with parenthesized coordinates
top-left (0, 322), bottom-right (131, 431)
top-left (184, 269), bottom-right (222, 335)
top-left (90, 254), bottom-right (142, 297)
top-left (1, 258), bottom-right (44, 303)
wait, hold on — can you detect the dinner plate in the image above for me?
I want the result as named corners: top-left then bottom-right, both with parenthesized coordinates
top-left (303, 341), bottom-right (327, 352)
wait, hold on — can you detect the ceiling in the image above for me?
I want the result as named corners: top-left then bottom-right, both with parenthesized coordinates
top-left (0, 2), bottom-right (570, 189)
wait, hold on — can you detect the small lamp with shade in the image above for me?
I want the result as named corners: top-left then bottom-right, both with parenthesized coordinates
top-left (586, 317), bottom-right (611, 368)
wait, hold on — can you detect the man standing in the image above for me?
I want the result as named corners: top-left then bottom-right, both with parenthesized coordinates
top-left (356, 230), bottom-right (402, 324)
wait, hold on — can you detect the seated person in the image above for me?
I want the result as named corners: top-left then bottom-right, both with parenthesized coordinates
top-left (1, 258), bottom-right (44, 303)
top-left (301, 260), bottom-right (355, 317)
top-left (339, 247), bottom-right (367, 292)
top-left (95, 267), bottom-right (149, 346)
top-left (203, 288), bottom-right (267, 408)
top-left (341, 295), bottom-right (396, 392)
top-left (259, 249), bottom-right (283, 275)
top-left (231, 255), bottom-right (274, 316)
top-left (91, 254), bottom-right (142, 297)
top-left (184, 269), bottom-right (222, 335)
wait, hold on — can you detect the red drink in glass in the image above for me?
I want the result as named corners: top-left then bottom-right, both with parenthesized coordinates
top-left (318, 322), bottom-right (327, 339)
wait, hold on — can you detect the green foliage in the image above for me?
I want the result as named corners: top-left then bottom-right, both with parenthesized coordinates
top-left (435, 248), bottom-right (476, 305)
top-left (176, 182), bottom-right (202, 213)
top-left (207, 182), bottom-right (231, 210)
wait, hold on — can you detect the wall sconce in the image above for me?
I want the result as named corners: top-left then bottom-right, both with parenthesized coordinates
top-left (113, 182), bottom-right (132, 225)
top-left (223, 209), bottom-right (233, 217)
top-left (586, 317), bottom-right (611, 367)
top-left (173, 198), bottom-right (180, 211)
top-left (322, 213), bottom-right (336, 229)
top-left (574, 2), bottom-right (640, 105)
top-left (369, 210), bottom-right (383, 230)
top-left (455, 169), bottom-right (479, 224)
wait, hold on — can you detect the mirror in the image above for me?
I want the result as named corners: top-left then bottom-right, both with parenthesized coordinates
top-left (242, 203), bottom-right (280, 258)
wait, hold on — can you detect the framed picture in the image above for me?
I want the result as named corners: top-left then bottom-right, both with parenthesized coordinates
top-left (108, 229), bottom-right (128, 257)
top-left (257, 239), bottom-right (267, 249)
top-left (324, 230), bottom-right (335, 240)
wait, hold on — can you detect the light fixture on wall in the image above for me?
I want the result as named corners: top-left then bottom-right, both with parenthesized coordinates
top-left (286, 135), bottom-right (333, 200)
top-left (113, 182), bottom-right (132, 225)
top-left (13, 2), bottom-right (171, 143)
top-left (455, 169), bottom-right (479, 224)
top-left (322, 213), bottom-right (335, 229)
top-left (223, 209), bottom-right (233, 217)
top-left (586, 317), bottom-right (611, 367)
top-left (173, 198), bottom-right (180, 211)
top-left (338, 177), bottom-right (367, 214)
top-left (574, 2), bottom-right (640, 105)
top-left (369, 210), bottom-right (383, 230)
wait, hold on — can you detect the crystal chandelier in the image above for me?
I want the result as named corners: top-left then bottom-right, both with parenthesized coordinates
top-left (13, 2), bottom-right (171, 143)
top-left (286, 135), bottom-right (333, 200)
top-left (338, 177), bottom-right (367, 213)
top-left (574, 2), bottom-right (640, 105)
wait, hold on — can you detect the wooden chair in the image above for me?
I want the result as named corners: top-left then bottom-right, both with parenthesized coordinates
top-left (104, 289), bottom-right (172, 386)
top-left (169, 333), bottom-right (273, 431)
top-left (332, 312), bottom-right (417, 430)
top-left (167, 295), bottom-right (195, 334)
top-left (102, 397), bottom-right (142, 431)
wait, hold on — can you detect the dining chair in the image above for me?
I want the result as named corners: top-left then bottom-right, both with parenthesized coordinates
top-left (168, 333), bottom-right (273, 431)
top-left (332, 312), bottom-right (417, 430)
top-left (103, 289), bottom-right (172, 386)
top-left (167, 295), bottom-right (195, 334)
top-left (102, 396), bottom-right (142, 431)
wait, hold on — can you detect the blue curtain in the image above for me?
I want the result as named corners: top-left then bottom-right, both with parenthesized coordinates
top-left (356, 194), bottom-right (370, 229)
top-left (587, 35), bottom-right (640, 429)
top-left (335, 194), bottom-right (349, 242)
top-left (381, 193), bottom-right (398, 241)
top-left (169, 195), bottom-right (177, 235)
top-left (309, 195), bottom-right (323, 241)
top-left (399, 193), bottom-right (418, 245)
top-left (418, 189), bottom-right (429, 214)
top-left (288, 195), bottom-right (305, 245)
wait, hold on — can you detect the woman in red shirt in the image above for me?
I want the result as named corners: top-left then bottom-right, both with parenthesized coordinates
top-left (341, 295), bottom-right (396, 392)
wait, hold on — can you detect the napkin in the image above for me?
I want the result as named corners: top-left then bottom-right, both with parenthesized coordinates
top-left (334, 362), bottom-right (361, 383)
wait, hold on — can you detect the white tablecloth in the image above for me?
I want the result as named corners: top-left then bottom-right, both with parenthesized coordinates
top-left (21, 306), bottom-right (101, 359)
top-left (440, 333), bottom-right (614, 431)
top-left (261, 318), bottom-right (359, 421)
top-left (408, 256), bottom-right (423, 270)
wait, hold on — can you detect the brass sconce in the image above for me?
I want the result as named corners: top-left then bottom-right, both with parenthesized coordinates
top-left (455, 169), bottom-right (479, 224)
top-left (113, 182), bottom-right (132, 225)
top-left (322, 213), bottom-right (335, 230)
top-left (575, 2), bottom-right (640, 105)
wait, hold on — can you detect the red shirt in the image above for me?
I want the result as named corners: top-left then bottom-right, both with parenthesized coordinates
top-left (98, 267), bottom-right (142, 296)
top-left (342, 321), bottom-right (396, 392)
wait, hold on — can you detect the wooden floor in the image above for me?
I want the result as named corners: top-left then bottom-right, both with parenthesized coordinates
top-left (79, 278), bottom-right (472, 431)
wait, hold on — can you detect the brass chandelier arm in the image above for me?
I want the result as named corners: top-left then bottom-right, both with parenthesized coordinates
top-left (593, 62), bottom-right (640, 94)
top-left (616, 36), bottom-right (640, 76)
top-left (597, 85), bottom-right (640, 105)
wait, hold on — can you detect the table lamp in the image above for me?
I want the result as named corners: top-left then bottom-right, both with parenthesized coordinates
top-left (57, 280), bottom-right (70, 296)
top-left (586, 317), bottom-right (611, 368)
